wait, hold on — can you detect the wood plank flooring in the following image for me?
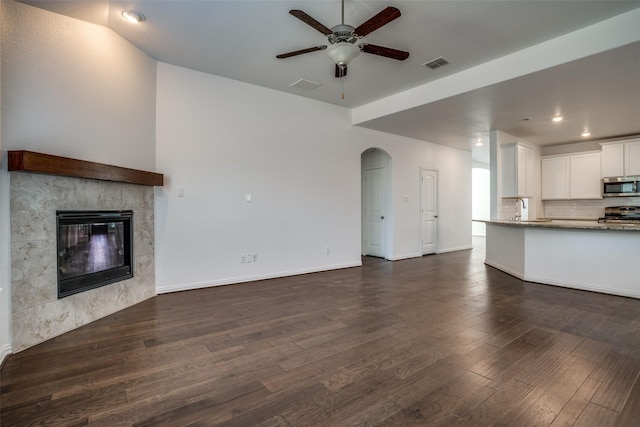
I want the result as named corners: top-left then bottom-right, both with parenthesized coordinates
top-left (2, 238), bottom-right (640, 426)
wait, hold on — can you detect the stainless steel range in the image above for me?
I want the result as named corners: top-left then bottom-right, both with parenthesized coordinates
top-left (598, 206), bottom-right (640, 223)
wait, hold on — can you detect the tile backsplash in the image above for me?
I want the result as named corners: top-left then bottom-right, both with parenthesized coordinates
top-left (544, 197), bottom-right (640, 219)
top-left (498, 197), bottom-right (640, 220)
top-left (498, 198), bottom-right (531, 221)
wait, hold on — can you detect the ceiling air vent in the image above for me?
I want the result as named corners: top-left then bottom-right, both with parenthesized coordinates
top-left (423, 56), bottom-right (450, 70)
top-left (290, 79), bottom-right (322, 91)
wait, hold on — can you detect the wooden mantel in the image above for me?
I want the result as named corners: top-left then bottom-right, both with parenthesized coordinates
top-left (8, 150), bottom-right (163, 186)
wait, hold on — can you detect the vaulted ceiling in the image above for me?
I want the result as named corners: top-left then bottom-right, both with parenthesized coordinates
top-left (23, 1), bottom-right (640, 163)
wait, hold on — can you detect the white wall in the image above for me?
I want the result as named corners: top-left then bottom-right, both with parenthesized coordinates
top-left (1, 1), bottom-right (157, 170)
top-left (0, 1), bottom-right (157, 361)
top-left (155, 63), bottom-right (472, 292)
top-left (472, 167), bottom-right (490, 236)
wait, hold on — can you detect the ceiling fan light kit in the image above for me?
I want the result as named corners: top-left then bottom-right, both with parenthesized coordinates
top-left (326, 42), bottom-right (361, 67)
top-left (276, 1), bottom-right (409, 82)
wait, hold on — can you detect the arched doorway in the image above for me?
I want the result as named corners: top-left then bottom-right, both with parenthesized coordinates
top-left (361, 148), bottom-right (391, 259)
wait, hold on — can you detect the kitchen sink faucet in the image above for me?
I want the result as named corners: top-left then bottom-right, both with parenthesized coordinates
top-left (514, 198), bottom-right (526, 222)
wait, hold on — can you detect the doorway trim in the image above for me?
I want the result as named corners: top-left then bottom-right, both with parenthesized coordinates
top-left (361, 148), bottom-right (392, 259)
top-left (420, 167), bottom-right (438, 255)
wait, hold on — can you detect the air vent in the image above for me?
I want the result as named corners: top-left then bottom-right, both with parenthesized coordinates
top-left (423, 56), bottom-right (450, 70)
top-left (290, 79), bottom-right (322, 91)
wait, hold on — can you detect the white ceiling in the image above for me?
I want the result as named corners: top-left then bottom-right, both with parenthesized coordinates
top-left (23, 1), bottom-right (640, 164)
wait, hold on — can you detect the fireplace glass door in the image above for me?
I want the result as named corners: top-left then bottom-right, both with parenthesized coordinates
top-left (57, 211), bottom-right (133, 298)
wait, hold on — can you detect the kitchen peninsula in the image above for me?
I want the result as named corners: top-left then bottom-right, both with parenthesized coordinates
top-left (485, 220), bottom-right (640, 299)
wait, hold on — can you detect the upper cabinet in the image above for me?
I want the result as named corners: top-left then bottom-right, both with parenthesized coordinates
top-left (601, 144), bottom-right (624, 177)
top-left (600, 139), bottom-right (640, 177)
top-left (501, 143), bottom-right (535, 198)
top-left (541, 156), bottom-right (570, 200)
top-left (570, 152), bottom-right (602, 199)
top-left (625, 140), bottom-right (640, 175)
top-left (541, 152), bottom-right (601, 200)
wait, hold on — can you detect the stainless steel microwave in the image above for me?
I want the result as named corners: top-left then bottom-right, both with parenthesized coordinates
top-left (603, 176), bottom-right (640, 197)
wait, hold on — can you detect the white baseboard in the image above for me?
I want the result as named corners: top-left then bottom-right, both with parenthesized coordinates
top-left (485, 261), bottom-right (640, 299)
top-left (523, 274), bottom-right (640, 300)
top-left (484, 259), bottom-right (525, 280)
top-left (156, 261), bottom-right (362, 294)
top-left (437, 245), bottom-right (473, 254)
top-left (158, 246), bottom-right (477, 295)
top-left (388, 245), bottom-right (473, 261)
top-left (0, 344), bottom-right (11, 366)
top-left (387, 252), bottom-right (422, 261)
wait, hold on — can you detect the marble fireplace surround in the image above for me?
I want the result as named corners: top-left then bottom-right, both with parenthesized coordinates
top-left (9, 153), bottom-right (162, 352)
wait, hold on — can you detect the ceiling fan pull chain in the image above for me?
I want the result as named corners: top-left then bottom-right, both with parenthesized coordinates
top-left (342, 78), bottom-right (345, 100)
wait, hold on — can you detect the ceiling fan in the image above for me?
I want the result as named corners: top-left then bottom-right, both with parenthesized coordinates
top-left (276, 0), bottom-right (409, 78)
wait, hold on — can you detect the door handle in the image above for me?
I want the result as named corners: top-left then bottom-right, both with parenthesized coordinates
top-left (380, 216), bottom-right (385, 219)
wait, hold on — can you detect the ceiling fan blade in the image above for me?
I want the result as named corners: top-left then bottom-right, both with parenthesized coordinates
top-left (354, 6), bottom-right (401, 37)
top-left (276, 46), bottom-right (327, 59)
top-left (335, 64), bottom-right (348, 78)
top-left (361, 44), bottom-right (409, 61)
top-left (289, 10), bottom-right (333, 35)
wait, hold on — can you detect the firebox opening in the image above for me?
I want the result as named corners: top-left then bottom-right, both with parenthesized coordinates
top-left (57, 210), bottom-right (133, 299)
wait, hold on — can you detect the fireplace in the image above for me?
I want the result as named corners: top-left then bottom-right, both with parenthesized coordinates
top-left (10, 152), bottom-right (160, 352)
top-left (57, 210), bottom-right (133, 298)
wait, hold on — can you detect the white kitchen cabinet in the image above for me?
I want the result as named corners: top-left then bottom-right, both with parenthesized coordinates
top-left (600, 139), bottom-right (640, 177)
top-left (625, 140), bottom-right (640, 175)
top-left (541, 152), bottom-right (601, 200)
top-left (601, 143), bottom-right (624, 177)
top-left (570, 152), bottom-right (602, 199)
top-left (502, 143), bottom-right (535, 198)
top-left (541, 156), bottom-right (570, 200)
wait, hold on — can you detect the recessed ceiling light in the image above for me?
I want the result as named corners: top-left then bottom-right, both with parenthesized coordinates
top-left (552, 116), bottom-right (564, 123)
top-left (122, 10), bottom-right (145, 24)
top-left (475, 141), bottom-right (483, 147)
top-left (581, 131), bottom-right (591, 137)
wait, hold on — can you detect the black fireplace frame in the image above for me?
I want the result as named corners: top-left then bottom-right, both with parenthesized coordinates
top-left (57, 210), bottom-right (134, 299)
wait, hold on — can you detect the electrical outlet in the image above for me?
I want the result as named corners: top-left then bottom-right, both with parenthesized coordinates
top-left (242, 253), bottom-right (258, 263)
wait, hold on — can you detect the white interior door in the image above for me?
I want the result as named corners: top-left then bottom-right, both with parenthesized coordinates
top-left (364, 166), bottom-right (386, 258)
top-left (421, 168), bottom-right (438, 255)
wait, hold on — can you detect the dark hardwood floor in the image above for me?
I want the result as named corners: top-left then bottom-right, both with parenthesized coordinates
top-left (2, 238), bottom-right (640, 426)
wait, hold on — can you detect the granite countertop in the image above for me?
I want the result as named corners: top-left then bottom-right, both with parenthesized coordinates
top-left (482, 219), bottom-right (640, 231)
